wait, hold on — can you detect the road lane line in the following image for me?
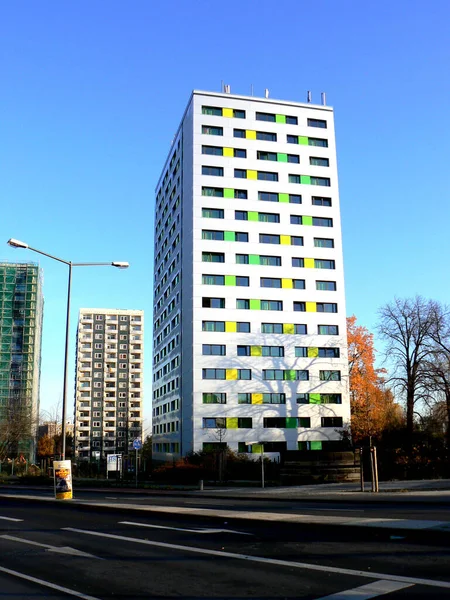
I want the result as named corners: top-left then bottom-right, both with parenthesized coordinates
top-left (0, 516), bottom-right (24, 521)
top-left (316, 579), bottom-right (414, 599)
top-left (1, 534), bottom-right (101, 558)
top-left (62, 527), bottom-right (450, 590)
top-left (119, 521), bottom-right (253, 535)
top-left (0, 565), bottom-right (101, 600)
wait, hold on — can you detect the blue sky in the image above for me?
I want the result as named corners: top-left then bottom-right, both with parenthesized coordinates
top-left (1, 1), bottom-right (449, 429)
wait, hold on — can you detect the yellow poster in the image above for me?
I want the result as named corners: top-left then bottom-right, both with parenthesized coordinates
top-left (54, 460), bottom-right (73, 500)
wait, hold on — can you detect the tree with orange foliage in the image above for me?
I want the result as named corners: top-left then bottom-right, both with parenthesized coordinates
top-left (347, 316), bottom-right (403, 443)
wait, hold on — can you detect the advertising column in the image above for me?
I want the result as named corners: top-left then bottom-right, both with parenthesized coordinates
top-left (54, 460), bottom-right (73, 500)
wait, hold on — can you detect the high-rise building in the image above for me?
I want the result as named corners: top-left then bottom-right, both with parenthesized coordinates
top-left (0, 262), bottom-right (43, 460)
top-left (152, 90), bottom-right (350, 461)
top-left (74, 308), bottom-right (144, 462)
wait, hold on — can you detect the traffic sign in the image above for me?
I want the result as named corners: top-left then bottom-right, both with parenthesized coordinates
top-left (132, 438), bottom-right (142, 450)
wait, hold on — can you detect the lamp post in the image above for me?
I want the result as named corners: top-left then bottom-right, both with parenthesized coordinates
top-left (7, 238), bottom-right (129, 460)
top-left (246, 441), bottom-right (265, 488)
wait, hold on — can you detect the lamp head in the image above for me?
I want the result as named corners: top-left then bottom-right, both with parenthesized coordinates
top-left (7, 238), bottom-right (29, 249)
top-left (112, 262), bottom-right (129, 269)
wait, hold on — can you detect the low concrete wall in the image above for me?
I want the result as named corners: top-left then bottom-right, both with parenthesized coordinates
top-left (280, 451), bottom-right (360, 485)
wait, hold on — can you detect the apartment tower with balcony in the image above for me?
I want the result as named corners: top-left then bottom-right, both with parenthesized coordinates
top-left (0, 262), bottom-right (43, 461)
top-left (74, 308), bottom-right (144, 461)
top-left (152, 90), bottom-right (350, 462)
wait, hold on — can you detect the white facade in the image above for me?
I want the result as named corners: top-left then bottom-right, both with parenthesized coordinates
top-left (152, 90), bottom-right (350, 460)
top-left (74, 308), bottom-right (144, 461)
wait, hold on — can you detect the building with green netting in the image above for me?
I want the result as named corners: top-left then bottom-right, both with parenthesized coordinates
top-left (0, 262), bottom-right (43, 462)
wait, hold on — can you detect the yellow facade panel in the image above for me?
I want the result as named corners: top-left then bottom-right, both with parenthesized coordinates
top-left (223, 147), bottom-right (234, 157)
top-left (251, 393), bottom-right (263, 404)
top-left (280, 235), bottom-right (291, 245)
top-left (282, 278), bottom-right (293, 289)
top-left (304, 258), bottom-right (315, 269)
top-left (226, 369), bottom-right (238, 380)
top-left (222, 108), bottom-right (233, 118)
top-left (246, 130), bottom-right (256, 139)
top-left (306, 302), bottom-right (316, 312)
top-left (225, 321), bottom-right (237, 332)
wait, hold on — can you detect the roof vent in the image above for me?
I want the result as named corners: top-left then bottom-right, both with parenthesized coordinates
top-left (264, 88), bottom-right (269, 98)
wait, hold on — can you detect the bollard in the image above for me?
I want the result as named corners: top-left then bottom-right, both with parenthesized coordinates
top-left (199, 479), bottom-right (204, 491)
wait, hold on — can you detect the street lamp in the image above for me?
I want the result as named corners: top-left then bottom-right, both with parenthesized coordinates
top-left (246, 441), bottom-right (265, 488)
top-left (7, 238), bottom-right (129, 460)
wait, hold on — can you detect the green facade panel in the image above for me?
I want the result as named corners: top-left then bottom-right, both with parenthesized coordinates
top-left (250, 299), bottom-right (261, 310)
top-left (298, 136), bottom-right (308, 145)
top-left (311, 441), bottom-right (323, 450)
top-left (277, 153), bottom-right (288, 162)
top-left (302, 215), bottom-right (313, 226)
top-left (300, 175), bottom-right (311, 185)
top-left (249, 254), bottom-right (260, 265)
top-left (284, 370), bottom-right (296, 381)
top-left (279, 193), bottom-right (289, 203)
top-left (224, 188), bottom-right (234, 198)
top-left (286, 417), bottom-right (298, 429)
top-left (248, 211), bottom-right (259, 222)
top-left (225, 275), bottom-right (236, 286)
top-left (224, 231), bottom-right (235, 242)
top-left (275, 114), bottom-right (286, 124)
top-left (309, 393), bottom-right (321, 404)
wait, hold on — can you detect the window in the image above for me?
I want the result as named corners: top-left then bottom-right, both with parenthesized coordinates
top-left (203, 393), bottom-right (226, 404)
top-left (286, 115), bottom-right (298, 125)
top-left (260, 255), bottom-right (281, 266)
top-left (289, 194), bottom-right (302, 204)
top-left (320, 394), bottom-right (342, 404)
top-left (290, 215), bottom-right (302, 225)
top-left (313, 217), bottom-right (333, 227)
top-left (315, 259), bottom-right (335, 269)
top-left (202, 125), bottom-right (223, 136)
top-left (202, 298), bottom-right (225, 308)
top-left (316, 281), bottom-right (337, 291)
top-left (202, 208), bottom-right (224, 219)
top-left (202, 186), bottom-right (224, 197)
top-left (295, 324), bottom-right (307, 334)
top-left (298, 417), bottom-right (311, 428)
top-left (236, 254), bottom-right (249, 264)
top-left (233, 109), bottom-right (246, 119)
top-left (238, 418), bottom-right (252, 428)
top-left (321, 417), bottom-right (343, 427)
top-left (202, 321), bottom-right (225, 332)
top-left (203, 417), bottom-right (226, 428)
top-left (258, 212), bottom-right (279, 223)
top-left (237, 345), bottom-right (250, 356)
top-left (237, 322), bottom-right (251, 332)
top-left (287, 154), bottom-right (300, 164)
top-left (308, 118), bottom-right (327, 129)
top-left (202, 106), bottom-right (222, 116)
top-left (202, 166), bottom-right (224, 177)
top-left (310, 157), bottom-right (329, 167)
top-left (202, 274), bottom-right (225, 285)
top-left (234, 148), bottom-right (247, 158)
top-left (295, 347), bottom-right (307, 357)
top-left (318, 325), bottom-right (339, 335)
top-left (236, 232), bottom-right (249, 242)
top-left (314, 237), bottom-right (334, 248)
top-left (294, 302), bottom-right (306, 312)
top-left (235, 189), bottom-right (247, 198)
top-left (257, 150), bottom-right (277, 161)
top-left (289, 174), bottom-right (300, 184)
top-left (256, 131), bottom-right (277, 142)
top-left (202, 230), bottom-right (224, 241)
top-left (263, 417), bottom-right (285, 427)
top-left (309, 138), bottom-right (328, 147)
top-left (202, 344), bottom-right (226, 356)
top-left (236, 299), bottom-right (249, 309)
top-left (317, 303), bottom-right (338, 313)
top-left (202, 251), bottom-right (225, 263)
top-left (312, 196), bottom-right (332, 207)
top-left (293, 279), bottom-right (305, 289)
top-left (261, 323), bottom-right (283, 334)
top-left (262, 346), bottom-right (284, 357)
top-left (262, 369), bottom-right (284, 380)
top-left (258, 171), bottom-right (278, 181)
top-left (292, 257), bottom-right (304, 268)
top-left (202, 145), bottom-right (223, 156)
top-left (256, 112), bottom-right (276, 122)
top-left (296, 394), bottom-right (310, 404)
top-left (261, 300), bottom-right (283, 311)
top-left (238, 393), bottom-right (251, 404)
top-left (236, 276), bottom-right (249, 287)
top-left (235, 210), bottom-right (248, 220)
top-left (263, 393), bottom-right (286, 404)
top-left (318, 348), bottom-right (340, 358)
top-left (311, 176), bottom-right (331, 187)
top-left (259, 233), bottom-right (280, 244)
top-left (320, 370), bottom-right (341, 381)
top-left (233, 129), bottom-right (245, 138)
top-left (260, 277), bottom-right (281, 288)
top-left (203, 369), bottom-right (226, 380)
top-left (258, 191), bottom-right (278, 202)
top-left (238, 369), bottom-right (251, 380)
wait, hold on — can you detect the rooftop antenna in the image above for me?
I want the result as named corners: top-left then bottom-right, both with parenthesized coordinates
top-left (265, 88), bottom-right (269, 98)
top-left (224, 84), bottom-right (231, 94)
top-left (321, 92), bottom-right (326, 106)
top-left (221, 80), bottom-right (224, 92)
top-left (251, 84), bottom-right (254, 96)
top-left (307, 91), bottom-right (312, 103)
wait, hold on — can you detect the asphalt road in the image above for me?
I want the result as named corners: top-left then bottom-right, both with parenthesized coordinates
top-left (0, 497), bottom-right (449, 599)
top-left (2, 486), bottom-right (450, 521)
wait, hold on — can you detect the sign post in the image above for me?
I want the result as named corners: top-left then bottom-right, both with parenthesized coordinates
top-left (54, 460), bottom-right (73, 500)
top-left (132, 439), bottom-right (142, 488)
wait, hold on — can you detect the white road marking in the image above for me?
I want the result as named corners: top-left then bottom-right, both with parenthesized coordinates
top-left (63, 527), bottom-right (450, 590)
top-left (104, 496), bottom-right (118, 499)
top-left (0, 565), bottom-right (101, 600)
top-left (316, 578), bottom-right (414, 599)
top-left (1, 534), bottom-right (101, 558)
top-left (0, 516), bottom-right (23, 522)
top-left (119, 521), bottom-right (253, 535)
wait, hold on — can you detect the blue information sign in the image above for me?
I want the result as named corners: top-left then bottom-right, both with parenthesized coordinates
top-left (132, 438), bottom-right (142, 450)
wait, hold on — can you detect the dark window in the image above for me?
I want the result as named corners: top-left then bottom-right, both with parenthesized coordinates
top-left (311, 176), bottom-right (330, 187)
top-left (256, 112), bottom-right (276, 122)
top-left (264, 417), bottom-right (286, 427)
top-left (290, 215), bottom-right (302, 225)
top-left (202, 252), bottom-right (225, 262)
top-left (202, 208), bottom-right (224, 219)
top-left (309, 138), bottom-right (328, 147)
top-left (262, 393), bottom-right (286, 404)
top-left (291, 236), bottom-right (303, 246)
top-left (236, 322), bottom-right (251, 332)
top-left (202, 125), bottom-right (223, 136)
top-left (312, 196), bottom-right (332, 207)
top-left (202, 106), bottom-right (222, 116)
top-left (236, 276), bottom-right (249, 287)
top-left (261, 277), bottom-right (281, 288)
top-left (261, 323), bottom-right (283, 333)
top-left (235, 232), bottom-right (249, 242)
top-left (202, 369), bottom-right (226, 380)
top-left (202, 187), bottom-right (224, 197)
top-left (287, 154), bottom-right (300, 164)
top-left (202, 166), bottom-right (224, 177)
top-left (295, 324), bottom-right (307, 334)
top-left (313, 217), bottom-right (333, 227)
top-left (292, 257), bottom-right (304, 268)
top-left (257, 151), bottom-right (277, 161)
top-left (238, 417), bottom-right (252, 428)
top-left (202, 298), bottom-right (225, 309)
top-left (236, 299), bottom-right (250, 309)
top-left (202, 344), bottom-right (226, 356)
top-left (286, 115), bottom-right (298, 125)
top-left (316, 303), bottom-right (338, 313)
top-left (234, 129), bottom-right (245, 138)
top-left (233, 109), bottom-right (246, 119)
top-left (294, 302), bottom-right (306, 312)
top-left (202, 145), bottom-right (223, 156)
top-left (235, 210), bottom-right (248, 221)
top-left (237, 345), bottom-right (250, 356)
top-left (236, 254), bottom-right (249, 264)
top-left (202, 230), bottom-right (224, 241)
top-left (295, 347), bottom-right (307, 357)
top-left (202, 275), bottom-right (225, 285)
top-left (293, 279), bottom-right (305, 289)
top-left (296, 393), bottom-right (310, 404)
top-left (258, 212), bottom-right (279, 223)
top-left (259, 234), bottom-right (280, 244)
top-left (234, 169), bottom-right (247, 179)
top-left (314, 237), bottom-right (334, 248)
top-left (235, 189), bottom-right (247, 198)
top-left (308, 118), bottom-right (327, 129)
top-left (258, 171), bottom-right (278, 182)
top-left (260, 300), bottom-right (283, 311)
top-left (287, 134), bottom-right (298, 144)
top-left (320, 370), bottom-right (341, 381)
top-left (298, 417), bottom-right (311, 427)
top-left (289, 194), bottom-right (302, 204)
top-left (321, 394), bottom-right (342, 404)
top-left (289, 174), bottom-right (300, 184)
top-left (234, 148), bottom-right (247, 158)
top-left (203, 393), bottom-right (227, 404)
top-left (318, 325), bottom-right (339, 335)
top-left (258, 191), bottom-right (279, 202)
top-left (321, 417), bottom-right (343, 427)
top-left (318, 348), bottom-right (340, 358)
top-left (310, 156), bottom-right (329, 167)
top-left (256, 131), bottom-right (277, 142)
top-left (316, 281), bottom-right (337, 291)
top-left (260, 255), bottom-right (281, 266)
top-left (203, 417), bottom-right (226, 428)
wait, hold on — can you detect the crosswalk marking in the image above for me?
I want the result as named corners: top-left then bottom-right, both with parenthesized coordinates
top-left (119, 520), bottom-right (252, 535)
top-left (315, 579), bottom-right (414, 599)
top-left (0, 515), bottom-right (23, 522)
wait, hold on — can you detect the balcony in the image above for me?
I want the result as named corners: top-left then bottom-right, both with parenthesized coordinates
top-left (77, 436), bottom-right (90, 442)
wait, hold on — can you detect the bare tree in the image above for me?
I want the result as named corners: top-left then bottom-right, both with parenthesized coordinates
top-left (377, 297), bottom-right (437, 440)
top-left (0, 403), bottom-right (38, 462)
